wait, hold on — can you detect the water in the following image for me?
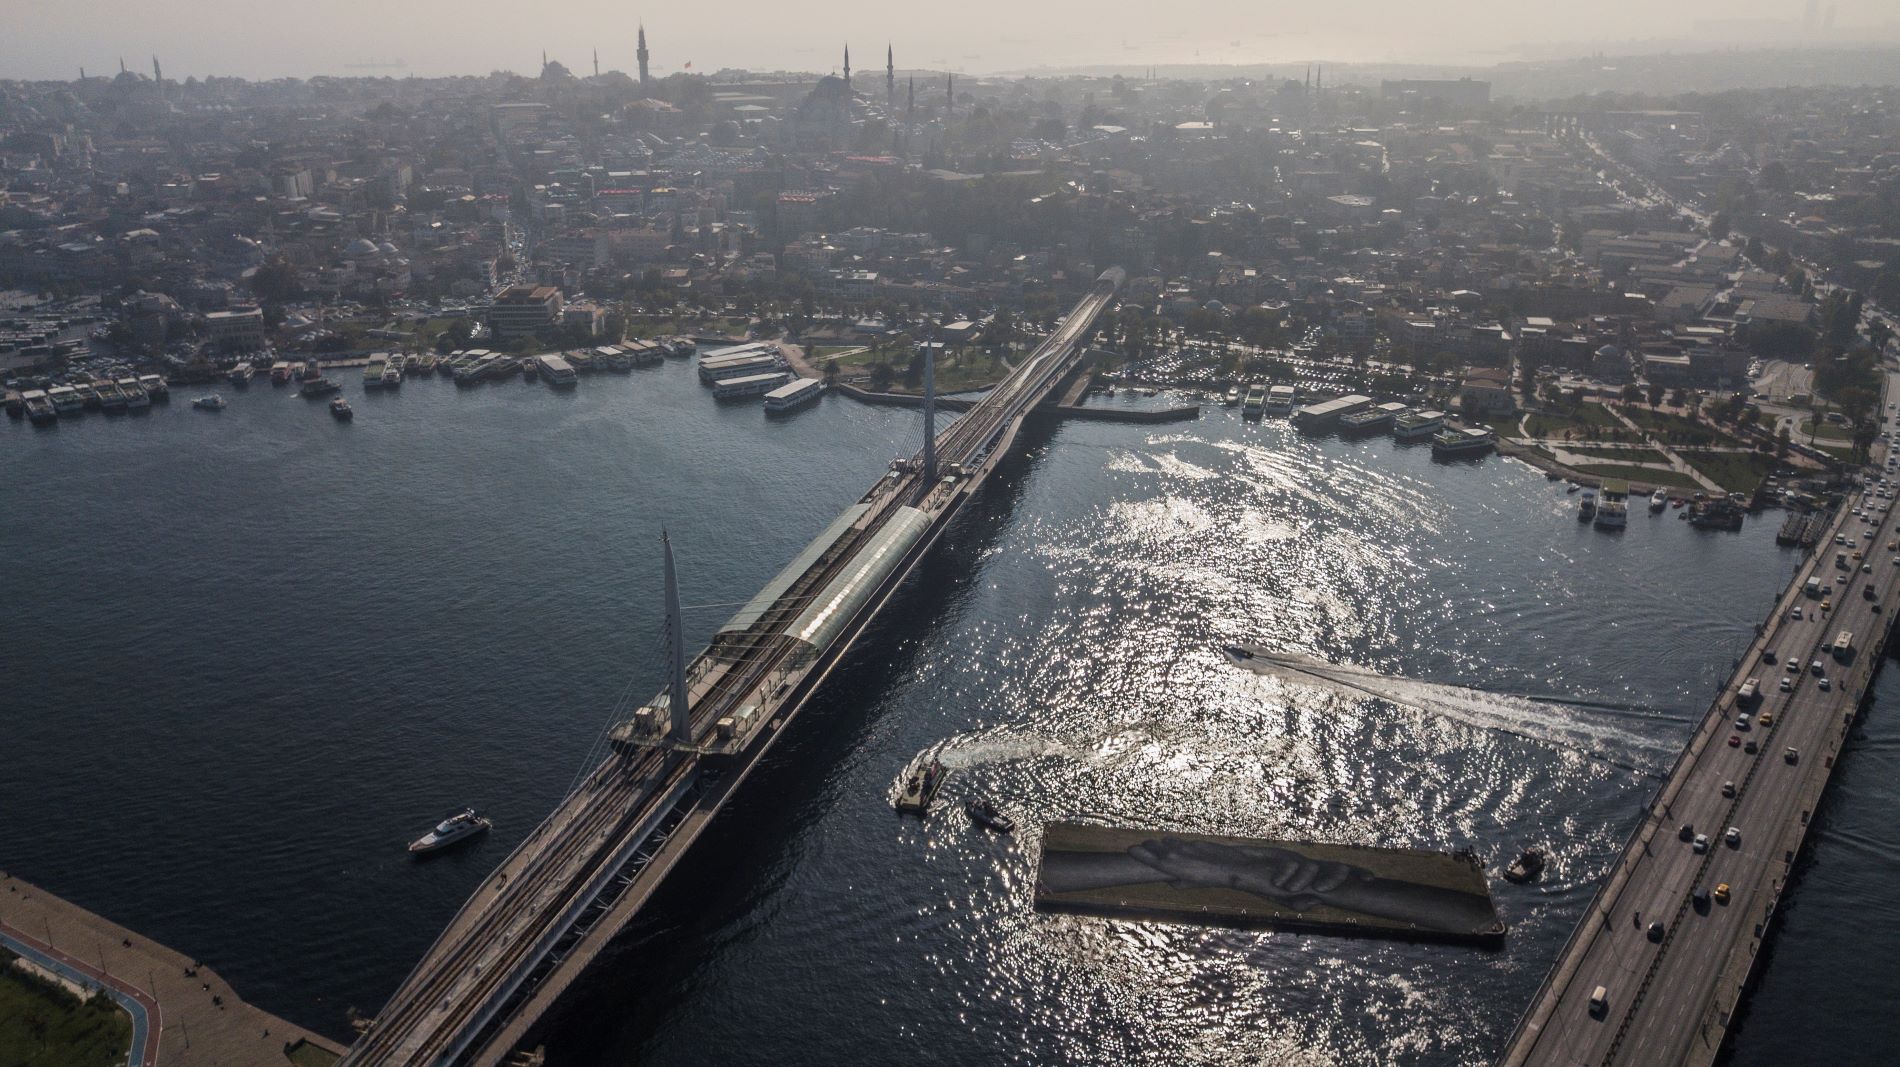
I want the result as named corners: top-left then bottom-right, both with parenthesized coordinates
top-left (0, 375), bottom-right (1887, 1064)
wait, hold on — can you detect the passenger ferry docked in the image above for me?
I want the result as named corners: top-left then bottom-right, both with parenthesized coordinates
top-left (138, 374), bottom-right (168, 401)
top-left (714, 370), bottom-right (792, 400)
top-left (363, 355), bottom-right (388, 387)
top-left (1430, 425), bottom-right (1495, 458)
top-left (117, 377), bottom-right (151, 409)
top-left (764, 376), bottom-right (825, 413)
top-left (1242, 384), bottom-right (1266, 416)
top-left (270, 361), bottom-right (296, 384)
top-left (1264, 384), bottom-right (1298, 414)
top-left (1594, 480), bottom-right (1629, 529)
top-left (227, 361), bottom-right (255, 385)
top-left (47, 385), bottom-right (83, 416)
top-left (536, 353), bottom-right (578, 387)
top-left (1393, 409), bottom-right (1446, 441)
top-left (383, 354), bottom-right (404, 387)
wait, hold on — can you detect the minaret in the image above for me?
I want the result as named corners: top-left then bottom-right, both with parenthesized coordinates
top-left (119, 57), bottom-right (126, 74)
top-left (637, 23), bottom-right (650, 91)
top-left (152, 56), bottom-right (163, 100)
top-left (593, 48), bottom-right (599, 78)
top-left (907, 75), bottom-right (914, 120)
top-left (946, 72), bottom-right (954, 113)
top-left (886, 44), bottom-right (895, 108)
top-left (843, 44), bottom-right (851, 87)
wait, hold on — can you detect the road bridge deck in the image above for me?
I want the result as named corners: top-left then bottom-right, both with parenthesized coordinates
top-left (1501, 371), bottom-right (1900, 1066)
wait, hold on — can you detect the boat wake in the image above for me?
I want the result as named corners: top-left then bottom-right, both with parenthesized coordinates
top-left (1222, 645), bottom-right (1674, 763)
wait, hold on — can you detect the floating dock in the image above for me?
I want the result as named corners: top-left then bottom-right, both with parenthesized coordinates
top-left (1033, 822), bottom-right (1504, 946)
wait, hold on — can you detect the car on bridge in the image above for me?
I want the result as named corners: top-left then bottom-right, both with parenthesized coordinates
top-left (1726, 827), bottom-right (1743, 848)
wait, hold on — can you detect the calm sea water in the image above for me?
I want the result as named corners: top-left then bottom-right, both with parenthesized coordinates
top-left (1, 366), bottom-right (1892, 1065)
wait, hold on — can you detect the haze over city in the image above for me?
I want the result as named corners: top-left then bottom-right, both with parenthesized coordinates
top-left (4, 0), bottom-right (1900, 79)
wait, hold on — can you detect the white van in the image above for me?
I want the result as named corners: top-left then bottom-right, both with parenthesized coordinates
top-left (1590, 985), bottom-right (1609, 1017)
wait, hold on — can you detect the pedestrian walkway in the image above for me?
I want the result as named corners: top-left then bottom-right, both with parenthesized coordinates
top-left (0, 871), bottom-right (345, 1067)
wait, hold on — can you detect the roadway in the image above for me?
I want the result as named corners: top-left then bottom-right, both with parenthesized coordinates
top-left (340, 272), bottom-right (1123, 1067)
top-left (1501, 369), bottom-right (1900, 1066)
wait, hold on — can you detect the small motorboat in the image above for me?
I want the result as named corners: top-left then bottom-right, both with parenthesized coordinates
top-left (1503, 846), bottom-right (1547, 884)
top-left (966, 798), bottom-right (1015, 834)
top-left (409, 808), bottom-right (491, 853)
top-left (331, 396), bottom-right (353, 420)
top-left (895, 758), bottom-right (945, 815)
top-left (1566, 483), bottom-right (1581, 494)
top-left (192, 393), bottom-right (227, 411)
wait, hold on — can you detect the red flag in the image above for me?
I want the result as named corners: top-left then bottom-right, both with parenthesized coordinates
top-left (683, 61), bottom-right (693, 69)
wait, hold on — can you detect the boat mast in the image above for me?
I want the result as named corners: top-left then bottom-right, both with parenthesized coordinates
top-left (664, 531), bottom-right (689, 740)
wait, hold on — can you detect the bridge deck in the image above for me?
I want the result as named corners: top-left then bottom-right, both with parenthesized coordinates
top-left (1501, 370), bottom-right (1899, 1066)
top-left (342, 273), bottom-right (1123, 1067)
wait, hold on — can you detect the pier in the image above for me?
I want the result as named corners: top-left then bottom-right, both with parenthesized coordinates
top-left (1500, 373), bottom-right (1900, 1065)
top-left (336, 270), bottom-right (1126, 1067)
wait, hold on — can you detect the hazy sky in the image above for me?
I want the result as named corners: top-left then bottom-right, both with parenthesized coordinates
top-left (4, 0), bottom-right (1895, 81)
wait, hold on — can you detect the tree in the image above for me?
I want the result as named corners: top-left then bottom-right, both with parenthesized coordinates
top-left (868, 362), bottom-right (895, 390)
top-left (1708, 211), bottom-right (1731, 241)
top-left (250, 259), bottom-right (302, 303)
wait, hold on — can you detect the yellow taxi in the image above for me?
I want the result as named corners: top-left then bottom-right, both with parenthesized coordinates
top-left (1759, 711), bottom-right (1775, 727)
top-left (1714, 883), bottom-right (1731, 904)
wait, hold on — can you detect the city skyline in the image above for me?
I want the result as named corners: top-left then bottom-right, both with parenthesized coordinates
top-left (5, 0), bottom-right (1900, 82)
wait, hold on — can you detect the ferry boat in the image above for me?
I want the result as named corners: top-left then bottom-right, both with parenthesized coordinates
top-left (228, 361), bottom-right (255, 385)
top-left (192, 393), bottom-right (227, 411)
top-left (1650, 488), bottom-right (1668, 512)
top-left (47, 385), bottom-right (84, 416)
top-left (1242, 384), bottom-right (1266, 416)
top-left (301, 359), bottom-right (322, 382)
top-left (118, 378), bottom-right (151, 409)
top-left (73, 382), bottom-right (101, 409)
top-left (138, 374), bottom-right (169, 401)
top-left (665, 337), bottom-right (697, 358)
top-left (536, 353), bottom-right (578, 387)
top-left (383, 354), bottom-right (405, 388)
top-left (713, 371), bottom-right (792, 401)
top-left (1431, 426), bottom-right (1495, 458)
top-left (95, 379), bottom-right (128, 411)
top-left (520, 357), bottom-right (539, 382)
top-left (1224, 386), bottom-right (1240, 406)
top-left (330, 396), bottom-right (353, 420)
top-left (1595, 480), bottom-right (1629, 530)
top-left (300, 376), bottom-right (341, 397)
top-left (764, 376), bottom-right (825, 413)
top-left (407, 808), bottom-right (490, 853)
top-left (1394, 409), bottom-right (1446, 442)
top-left (1340, 401), bottom-right (1409, 437)
top-left (895, 759), bottom-right (946, 815)
top-left (270, 361), bottom-right (296, 384)
top-left (363, 356), bottom-right (387, 388)
top-left (22, 389), bottom-right (57, 424)
top-left (1578, 488), bottom-right (1597, 521)
top-left (1264, 384), bottom-right (1298, 414)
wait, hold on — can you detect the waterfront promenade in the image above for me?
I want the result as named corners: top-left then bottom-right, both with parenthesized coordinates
top-left (0, 872), bottom-right (344, 1067)
top-left (1501, 371), bottom-right (1900, 1065)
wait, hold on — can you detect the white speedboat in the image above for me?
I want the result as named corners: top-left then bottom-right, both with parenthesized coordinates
top-left (1650, 489), bottom-right (1668, 512)
top-left (408, 808), bottom-right (491, 853)
top-left (193, 393), bottom-right (227, 411)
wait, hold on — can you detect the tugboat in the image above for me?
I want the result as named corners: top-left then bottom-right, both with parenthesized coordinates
top-left (330, 396), bottom-right (353, 421)
top-left (192, 393), bottom-right (227, 411)
top-left (895, 758), bottom-right (946, 815)
top-left (1503, 846), bottom-right (1547, 884)
top-left (966, 798), bottom-right (1015, 834)
top-left (408, 808), bottom-right (491, 853)
top-left (300, 376), bottom-right (341, 397)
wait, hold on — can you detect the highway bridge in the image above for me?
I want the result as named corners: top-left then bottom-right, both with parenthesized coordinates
top-left (339, 269), bottom-right (1125, 1067)
top-left (1501, 370), bottom-right (1900, 1066)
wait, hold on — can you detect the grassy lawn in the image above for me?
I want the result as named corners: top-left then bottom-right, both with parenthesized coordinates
top-left (1681, 450), bottom-right (1780, 495)
top-left (0, 957), bottom-right (132, 1067)
top-left (1571, 463), bottom-right (1703, 490)
top-left (1797, 418), bottom-right (1854, 442)
top-left (1563, 446), bottom-right (1670, 464)
top-left (1523, 404), bottom-right (1635, 441)
top-left (1620, 405), bottom-right (1730, 447)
